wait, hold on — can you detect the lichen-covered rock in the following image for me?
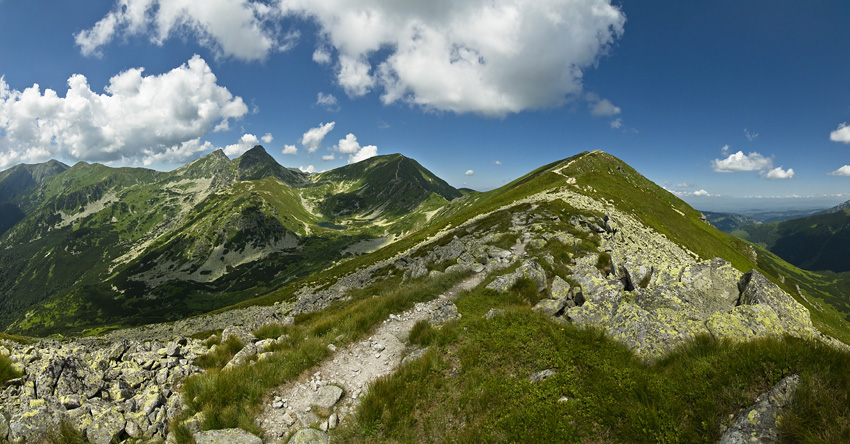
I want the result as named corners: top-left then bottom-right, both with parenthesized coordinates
top-left (86, 404), bottom-right (126, 444)
top-left (550, 276), bottom-right (571, 300)
top-left (194, 428), bottom-right (262, 444)
top-left (9, 406), bottom-right (60, 443)
top-left (533, 298), bottom-right (569, 317)
top-left (719, 374), bottom-right (800, 444)
top-left (222, 326), bottom-right (255, 345)
top-left (429, 301), bottom-right (461, 326)
top-left (738, 270), bottom-right (816, 338)
top-left (223, 343), bottom-right (257, 370)
top-left (706, 305), bottom-right (785, 341)
top-left (312, 385), bottom-right (343, 410)
top-left (288, 428), bottom-right (329, 444)
top-left (486, 260), bottom-right (547, 293)
top-left (0, 411), bottom-right (8, 441)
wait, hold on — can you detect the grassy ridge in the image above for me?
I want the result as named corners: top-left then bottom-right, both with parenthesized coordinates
top-left (335, 279), bottom-right (850, 443)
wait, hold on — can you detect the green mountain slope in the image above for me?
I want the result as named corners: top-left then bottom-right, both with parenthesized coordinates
top-left (732, 209), bottom-right (850, 272)
top-left (0, 148), bottom-right (464, 335)
top-left (0, 159), bottom-right (69, 233)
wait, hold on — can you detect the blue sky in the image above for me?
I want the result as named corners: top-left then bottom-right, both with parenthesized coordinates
top-left (1, 1), bottom-right (849, 211)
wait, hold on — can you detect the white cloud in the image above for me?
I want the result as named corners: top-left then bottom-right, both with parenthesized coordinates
top-left (831, 123), bottom-right (850, 143)
top-left (322, 153), bottom-right (335, 161)
top-left (224, 133), bottom-right (260, 157)
top-left (300, 121), bottom-right (335, 152)
top-left (82, 0), bottom-right (626, 116)
top-left (335, 133), bottom-right (361, 154)
top-left (829, 165), bottom-right (850, 176)
top-left (75, 0), bottom-right (287, 61)
top-left (493, 160), bottom-right (502, 165)
top-left (316, 92), bottom-right (340, 111)
top-left (693, 189), bottom-right (710, 197)
top-left (711, 150), bottom-right (773, 172)
top-left (282, 144), bottom-right (298, 155)
top-left (610, 118), bottom-right (623, 129)
top-left (299, 164), bottom-right (316, 173)
top-left (333, 133), bottom-right (378, 164)
top-left (261, 133), bottom-right (274, 144)
top-left (744, 128), bottom-right (758, 141)
top-left (349, 145), bottom-right (377, 164)
top-left (0, 55), bottom-right (247, 168)
top-left (313, 47), bottom-right (332, 64)
top-left (465, 169), bottom-right (475, 176)
top-left (589, 97), bottom-right (621, 117)
top-left (764, 166), bottom-right (794, 180)
top-left (721, 144), bottom-right (730, 155)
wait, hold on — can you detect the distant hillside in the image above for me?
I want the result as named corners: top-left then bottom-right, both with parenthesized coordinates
top-left (732, 209), bottom-right (850, 272)
top-left (0, 160), bottom-right (69, 233)
top-left (824, 199), bottom-right (850, 214)
top-left (702, 211), bottom-right (760, 233)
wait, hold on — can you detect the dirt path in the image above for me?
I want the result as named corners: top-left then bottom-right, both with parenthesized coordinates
top-left (256, 268), bottom-right (493, 441)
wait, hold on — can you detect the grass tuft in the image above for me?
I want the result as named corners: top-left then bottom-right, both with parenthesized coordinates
top-left (0, 354), bottom-right (22, 386)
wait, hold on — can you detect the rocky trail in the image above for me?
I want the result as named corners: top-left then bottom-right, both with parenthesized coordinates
top-left (258, 251), bottom-right (518, 441)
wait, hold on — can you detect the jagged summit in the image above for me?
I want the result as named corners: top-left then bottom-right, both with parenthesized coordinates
top-left (236, 145), bottom-right (307, 185)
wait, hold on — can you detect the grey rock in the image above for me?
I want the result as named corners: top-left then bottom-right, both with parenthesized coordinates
top-left (194, 428), bottom-right (262, 444)
top-left (86, 406), bottom-right (126, 444)
top-left (486, 260), bottom-right (547, 293)
top-left (9, 407), bottom-right (59, 443)
top-left (529, 369), bottom-right (556, 383)
top-left (0, 412), bottom-right (8, 440)
top-left (401, 347), bottom-right (429, 365)
top-left (224, 343), bottom-right (257, 370)
top-left (719, 374), bottom-right (800, 444)
top-left (738, 270), bottom-right (815, 336)
top-left (295, 411), bottom-right (320, 428)
top-left (222, 326), bottom-right (255, 345)
top-left (312, 385), bottom-right (343, 410)
top-left (288, 428), bottom-right (329, 444)
top-left (550, 276), bottom-right (571, 299)
top-left (483, 308), bottom-right (505, 320)
top-left (428, 301), bottom-right (461, 326)
top-left (532, 298), bottom-right (568, 317)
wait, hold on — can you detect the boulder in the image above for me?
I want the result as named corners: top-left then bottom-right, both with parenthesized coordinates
top-left (221, 326), bottom-right (255, 345)
top-left (550, 276), bottom-right (571, 300)
top-left (86, 405), bottom-right (126, 444)
top-left (528, 369), bottom-right (556, 383)
top-left (486, 260), bottom-right (547, 293)
top-left (9, 407), bottom-right (60, 443)
top-left (312, 385), bottom-right (343, 410)
top-left (737, 270), bottom-right (815, 337)
top-left (0, 412), bottom-right (9, 441)
top-left (428, 301), bottom-right (461, 326)
top-left (532, 298), bottom-right (569, 317)
top-left (719, 374), bottom-right (800, 444)
top-left (288, 428), bottom-right (329, 444)
top-left (223, 343), bottom-right (257, 370)
top-left (194, 428), bottom-right (262, 444)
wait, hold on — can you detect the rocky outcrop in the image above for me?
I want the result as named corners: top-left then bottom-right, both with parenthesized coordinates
top-left (718, 374), bottom-right (800, 444)
top-left (0, 337), bottom-right (207, 443)
top-left (486, 260), bottom-right (547, 293)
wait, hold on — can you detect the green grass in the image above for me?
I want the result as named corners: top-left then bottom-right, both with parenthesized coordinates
top-left (334, 280), bottom-right (850, 443)
top-left (173, 270), bottom-right (471, 441)
top-left (0, 354), bottom-right (23, 386)
top-left (194, 336), bottom-right (245, 370)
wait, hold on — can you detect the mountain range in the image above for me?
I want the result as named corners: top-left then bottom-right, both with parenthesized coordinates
top-left (0, 147), bottom-right (462, 336)
top-left (1, 149), bottom-right (850, 443)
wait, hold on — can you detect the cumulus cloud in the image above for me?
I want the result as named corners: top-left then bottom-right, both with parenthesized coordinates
top-left (316, 92), bottom-right (340, 111)
top-left (301, 121), bottom-right (335, 152)
top-left (693, 189), bottom-right (710, 197)
top-left (224, 133), bottom-right (260, 157)
top-left (711, 150), bottom-right (773, 172)
top-left (764, 166), bottom-right (794, 180)
top-left (299, 164), bottom-right (315, 173)
top-left (75, 0), bottom-right (287, 61)
top-left (261, 133), bottom-right (273, 144)
top-left (333, 133), bottom-right (378, 164)
top-left (829, 165), bottom-right (850, 176)
top-left (493, 160), bottom-right (502, 165)
top-left (831, 123), bottom-right (850, 143)
top-left (82, 0), bottom-right (626, 116)
top-left (282, 144), bottom-right (297, 155)
top-left (586, 93), bottom-right (621, 117)
top-left (0, 55), bottom-right (247, 168)
top-left (322, 153), bottom-right (335, 161)
top-left (465, 169), bottom-right (475, 176)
